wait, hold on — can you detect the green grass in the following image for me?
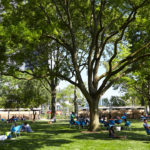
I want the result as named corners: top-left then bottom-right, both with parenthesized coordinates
top-left (0, 119), bottom-right (150, 150)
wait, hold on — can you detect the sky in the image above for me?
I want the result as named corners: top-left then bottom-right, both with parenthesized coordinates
top-left (58, 80), bottom-right (122, 100)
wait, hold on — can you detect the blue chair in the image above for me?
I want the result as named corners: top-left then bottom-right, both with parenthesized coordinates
top-left (69, 120), bottom-right (75, 127)
top-left (109, 120), bottom-right (115, 126)
top-left (121, 116), bottom-right (126, 120)
top-left (1, 119), bottom-right (5, 122)
top-left (11, 125), bottom-right (22, 137)
top-left (13, 118), bottom-right (18, 122)
top-left (69, 120), bottom-right (80, 129)
top-left (125, 121), bottom-right (131, 126)
top-left (125, 121), bottom-right (131, 130)
top-left (80, 121), bottom-right (86, 128)
top-left (75, 120), bottom-right (80, 126)
top-left (115, 119), bottom-right (122, 124)
top-left (108, 120), bottom-right (115, 130)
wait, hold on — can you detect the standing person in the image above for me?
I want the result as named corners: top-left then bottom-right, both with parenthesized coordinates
top-left (70, 112), bottom-right (75, 124)
top-left (22, 122), bottom-right (34, 132)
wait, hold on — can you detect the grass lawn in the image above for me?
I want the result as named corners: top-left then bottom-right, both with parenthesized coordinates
top-left (0, 119), bottom-right (150, 150)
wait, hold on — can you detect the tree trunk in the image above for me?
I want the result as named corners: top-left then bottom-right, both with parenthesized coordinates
top-left (74, 83), bottom-right (78, 116)
top-left (141, 82), bottom-right (145, 106)
top-left (8, 110), bottom-right (10, 119)
top-left (51, 83), bottom-right (56, 119)
top-left (33, 110), bottom-right (36, 121)
top-left (89, 99), bottom-right (100, 131)
top-left (148, 79), bottom-right (150, 113)
top-left (141, 97), bottom-right (145, 106)
top-left (148, 98), bottom-right (150, 113)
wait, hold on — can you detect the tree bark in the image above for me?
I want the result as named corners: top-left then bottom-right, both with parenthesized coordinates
top-left (89, 99), bottom-right (100, 131)
top-left (74, 83), bottom-right (78, 116)
top-left (8, 110), bottom-right (10, 119)
top-left (148, 78), bottom-right (150, 113)
top-left (141, 97), bottom-right (145, 106)
top-left (141, 82), bottom-right (145, 106)
top-left (51, 81), bottom-right (56, 119)
top-left (148, 98), bottom-right (150, 113)
top-left (33, 110), bottom-right (36, 121)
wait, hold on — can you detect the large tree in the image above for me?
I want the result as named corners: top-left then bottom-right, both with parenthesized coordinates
top-left (1, 0), bottom-right (150, 131)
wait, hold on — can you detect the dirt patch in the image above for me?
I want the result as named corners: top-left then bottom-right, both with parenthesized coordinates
top-left (81, 131), bottom-right (99, 134)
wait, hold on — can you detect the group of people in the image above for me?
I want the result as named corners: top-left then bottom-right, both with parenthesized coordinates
top-left (70, 112), bottom-right (90, 128)
top-left (100, 113), bottom-right (130, 127)
top-left (6, 116), bottom-right (26, 123)
top-left (7, 116), bottom-right (18, 123)
top-left (99, 113), bottom-right (131, 138)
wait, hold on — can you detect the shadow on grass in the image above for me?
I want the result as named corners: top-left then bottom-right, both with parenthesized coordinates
top-left (73, 130), bottom-right (150, 142)
top-left (129, 127), bottom-right (145, 131)
top-left (0, 135), bottom-right (72, 150)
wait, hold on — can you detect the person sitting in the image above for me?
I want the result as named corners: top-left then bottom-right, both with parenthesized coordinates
top-left (21, 116), bottom-right (26, 121)
top-left (109, 125), bottom-right (115, 138)
top-left (143, 119), bottom-right (150, 135)
top-left (85, 116), bottom-right (90, 127)
top-left (11, 123), bottom-right (17, 131)
top-left (125, 120), bottom-right (131, 127)
top-left (124, 112), bottom-right (127, 117)
top-left (124, 119), bottom-right (131, 130)
top-left (7, 116), bottom-right (16, 123)
top-left (109, 125), bottom-right (126, 139)
top-left (141, 113), bottom-right (146, 120)
top-left (51, 116), bottom-right (56, 123)
top-left (78, 115), bottom-right (86, 128)
top-left (109, 117), bottom-right (115, 125)
top-left (48, 116), bottom-right (56, 124)
top-left (70, 112), bottom-right (75, 124)
top-left (22, 122), bottom-right (33, 133)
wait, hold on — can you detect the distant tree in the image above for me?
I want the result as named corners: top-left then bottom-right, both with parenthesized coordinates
top-left (0, 76), bottom-right (48, 110)
top-left (57, 84), bottom-right (83, 114)
top-left (110, 96), bottom-right (125, 106)
top-left (101, 98), bottom-right (109, 107)
top-left (101, 96), bottom-right (125, 107)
